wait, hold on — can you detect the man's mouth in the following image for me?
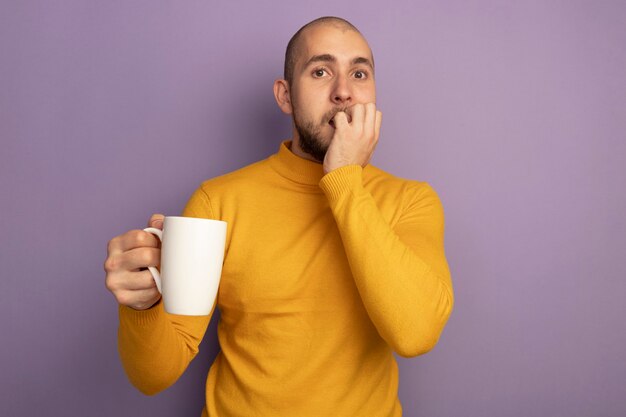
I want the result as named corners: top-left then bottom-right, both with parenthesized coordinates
top-left (327, 110), bottom-right (351, 128)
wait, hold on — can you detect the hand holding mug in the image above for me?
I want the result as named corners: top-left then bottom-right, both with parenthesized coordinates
top-left (105, 214), bottom-right (227, 315)
top-left (104, 214), bottom-right (164, 311)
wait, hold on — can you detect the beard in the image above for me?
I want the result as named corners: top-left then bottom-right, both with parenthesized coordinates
top-left (292, 104), bottom-right (347, 163)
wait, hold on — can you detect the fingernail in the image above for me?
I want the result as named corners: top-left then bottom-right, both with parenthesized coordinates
top-left (153, 219), bottom-right (163, 228)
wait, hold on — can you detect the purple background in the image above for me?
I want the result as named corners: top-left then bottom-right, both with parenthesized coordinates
top-left (1, 1), bottom-right (625, 416)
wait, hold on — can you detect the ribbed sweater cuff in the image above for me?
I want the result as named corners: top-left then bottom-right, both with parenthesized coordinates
top-left (319, 165), bottom-right (363, 203)
top-left (119, 301), bottom-right (163, 326)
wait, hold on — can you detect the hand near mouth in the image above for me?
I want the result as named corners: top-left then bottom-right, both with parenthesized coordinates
top-left (328, 111), bottom-right (351, 127)
top-left (323, 103), bottom-right (382, 174)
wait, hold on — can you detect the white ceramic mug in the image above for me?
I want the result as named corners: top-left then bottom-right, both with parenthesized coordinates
top-left (143, 216), bottom-right (227, 315)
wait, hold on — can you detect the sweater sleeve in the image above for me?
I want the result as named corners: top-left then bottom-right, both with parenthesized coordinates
top-left (319, 165), bottom-right (454, 358)
top-left (117, 187), bottom-right (216, 395)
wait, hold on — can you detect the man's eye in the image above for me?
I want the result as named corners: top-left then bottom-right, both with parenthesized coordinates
top-left (313, 69), bottom-right (326, 77)
top-left (354, 70), bottom-right (367, 79)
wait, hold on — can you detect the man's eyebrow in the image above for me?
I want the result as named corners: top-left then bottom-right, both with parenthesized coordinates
top-left (303, 54), bottom-right (374, 71)
top-left (303, 54), bottom-right (336, 68)
top-left (352, 56), bottom-right (374, 70)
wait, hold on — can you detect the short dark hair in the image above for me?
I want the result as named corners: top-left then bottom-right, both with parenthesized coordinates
top-left (283, 16), bottom-right (363, 86)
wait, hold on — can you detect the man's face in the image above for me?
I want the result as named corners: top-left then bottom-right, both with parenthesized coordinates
top-left (289, 24), bottom-right (376, 162)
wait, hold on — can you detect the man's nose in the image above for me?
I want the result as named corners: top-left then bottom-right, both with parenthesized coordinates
top-left (331, 76), bottom-right (352, 105)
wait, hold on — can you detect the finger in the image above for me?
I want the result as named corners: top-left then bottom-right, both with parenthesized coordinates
top-left (116, 287), bottom-right (161, 310)
top-left (125, 270), bottom-right (158, 291)
top-left (333, 111), bottom-right (349, 130)
top-left (364, 103), bottom-right (376, 140)
top-left (374, 110), bottom-right (382, 143)
top-left (104, 247), bottom-right (159, 278)
top-left (106, 269), bottom-right (158, 299)
top-left (111, 229), bottom-right (161, 254)
top-left (350, 103), bottom-right (365, 127)
top-left (118, 246), bottom-right (161, 271)
top-left (115, 230), bottom-right (161, 252)
top-left (109, 269), bottom-right (158, 292)
top-left (147, 213), bottom-right (165, 229)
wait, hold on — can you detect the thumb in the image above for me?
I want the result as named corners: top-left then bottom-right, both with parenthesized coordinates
top-left (147, 213), bottom-right (165, 229)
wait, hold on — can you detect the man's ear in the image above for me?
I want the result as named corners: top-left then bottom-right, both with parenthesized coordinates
top-left (273, 79), bottom-right (293, 115)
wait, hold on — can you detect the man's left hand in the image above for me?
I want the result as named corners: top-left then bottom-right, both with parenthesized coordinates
top-left (323, 103), bottom-right (382, 174)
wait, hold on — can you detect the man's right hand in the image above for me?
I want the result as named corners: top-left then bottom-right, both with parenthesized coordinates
top-left (104, 214), bottom-right (164, 311)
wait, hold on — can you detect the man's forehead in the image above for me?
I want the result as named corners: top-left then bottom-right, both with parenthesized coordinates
top-left (298, 24), bottom-right (373, 64)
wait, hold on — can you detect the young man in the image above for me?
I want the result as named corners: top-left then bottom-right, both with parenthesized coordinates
top-left (105, 16), bottom-right (454, 417)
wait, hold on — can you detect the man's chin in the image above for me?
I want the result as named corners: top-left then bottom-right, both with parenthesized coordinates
top-left (309, 129), bottom-right (333, 147)
top-left (299, 137), bottom-right (329, 163)
top-left (294, 120), bottom-right (334, 162)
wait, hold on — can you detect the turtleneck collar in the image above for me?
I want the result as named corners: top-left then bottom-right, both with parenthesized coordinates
top-left (269, 140), bottom-right (326, 186)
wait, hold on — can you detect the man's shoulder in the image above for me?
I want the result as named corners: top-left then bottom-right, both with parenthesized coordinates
top-left (365, 164), bottom-right (432, 194)
top-left (197, 157), bottom-right (272, 194)
top-left (362, 164), bottom-right (443, 219)
top-left (364, 164), bottom-right (444, 215)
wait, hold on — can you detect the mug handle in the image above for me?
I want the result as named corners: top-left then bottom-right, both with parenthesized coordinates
top-left (143, 227), bottom-right (163, 294)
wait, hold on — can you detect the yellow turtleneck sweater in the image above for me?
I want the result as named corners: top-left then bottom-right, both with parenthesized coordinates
top-left (118, 141), bottom-right (454, 417)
